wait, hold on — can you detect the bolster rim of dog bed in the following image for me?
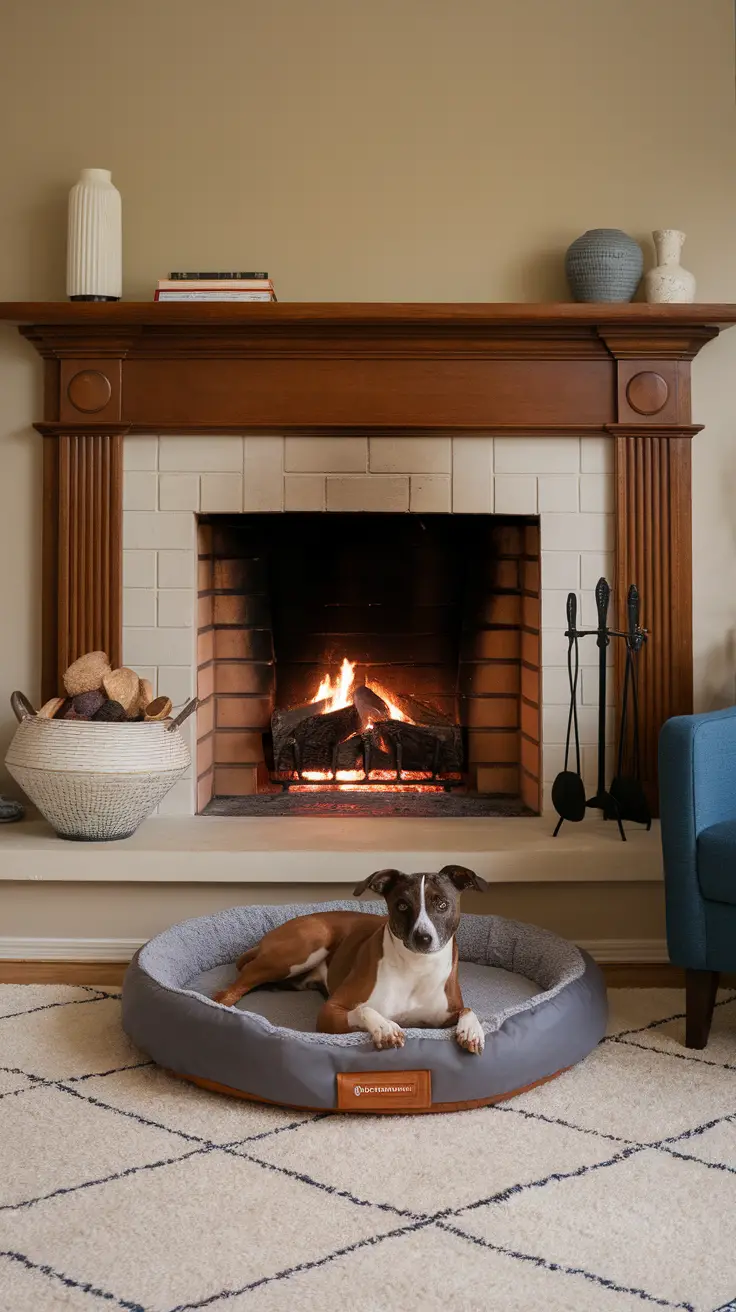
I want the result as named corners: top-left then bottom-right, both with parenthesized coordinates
top-left (121, 902), bottom-right (608, 1114)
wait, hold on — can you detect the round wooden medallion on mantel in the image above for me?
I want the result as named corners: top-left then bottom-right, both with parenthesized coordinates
top-left (66, 368), bottom-right (113, 414)
top-left (625, 370), bottom-right (669, 416)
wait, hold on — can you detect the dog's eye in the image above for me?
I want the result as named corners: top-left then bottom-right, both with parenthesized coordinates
top-left (396, 901), bottom-right (409, 912)
top-left (436, 900), bottom-right (448, 911)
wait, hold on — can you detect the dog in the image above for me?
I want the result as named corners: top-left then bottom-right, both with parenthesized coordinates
top-left (213, 864), bottom-right (488, 1054)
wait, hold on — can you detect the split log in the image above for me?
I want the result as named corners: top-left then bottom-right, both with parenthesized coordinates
top-left (378, 719), bottom-right (463, 775)
top-left (292, 704), bottom-right (360, 772)
top-left (353, 684), bottom-right (390, 731)
top-left (335, 735), bottom-right (365, 772)
top-left (373, 688), bottom-right (455, 728)
top-left (271, 698), bottom-right (328, 769)
top-left (272, 701), bottom-right (359, 774)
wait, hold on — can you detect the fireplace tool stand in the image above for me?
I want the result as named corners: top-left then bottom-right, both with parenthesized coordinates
top-left (552, 577), bottom-right (648, 842)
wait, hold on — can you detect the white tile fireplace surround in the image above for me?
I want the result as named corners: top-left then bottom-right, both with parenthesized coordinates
top-left (122, 433), bottom-right (614, 817)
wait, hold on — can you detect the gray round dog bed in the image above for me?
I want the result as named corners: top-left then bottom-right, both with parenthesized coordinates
top-left (122, 902), bottom-right (608, 1114)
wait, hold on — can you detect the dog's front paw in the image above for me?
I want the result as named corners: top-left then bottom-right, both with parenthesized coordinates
top-left (371, 1019), bottom-right (406, 1050)
top-left (456, 1009), bottom-right (484, 1055)
top-left (213, 989), bottom-right (237, 1007)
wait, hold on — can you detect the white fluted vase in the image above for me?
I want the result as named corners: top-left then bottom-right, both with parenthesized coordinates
top-left (644, 229), bottom-right (696, 304)
top-left (66, 168), bottom-right (122, 302)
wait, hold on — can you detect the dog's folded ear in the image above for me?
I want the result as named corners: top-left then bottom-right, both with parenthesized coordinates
top-left (439, 864), bottom-right (489, 892)
top-left (353, 868), bottom-right (402, 898)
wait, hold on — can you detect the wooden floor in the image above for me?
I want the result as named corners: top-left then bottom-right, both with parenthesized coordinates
top-left (2, 960), bottom-right (729, 988)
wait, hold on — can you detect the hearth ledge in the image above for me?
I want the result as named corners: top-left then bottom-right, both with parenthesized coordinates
top-left (0, 816), bottom-right (661, 883)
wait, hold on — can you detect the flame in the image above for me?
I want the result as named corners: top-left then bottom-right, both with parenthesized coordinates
top-left (311, 658), bottom-right (356, 713)
top-left (310, 658), bottom-right (413, 724)
top-left (367, 680), bottom-right (409, 722)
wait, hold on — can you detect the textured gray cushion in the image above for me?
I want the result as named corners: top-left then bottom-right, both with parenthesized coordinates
top-left (122, 903), bottom-right (608, 1111)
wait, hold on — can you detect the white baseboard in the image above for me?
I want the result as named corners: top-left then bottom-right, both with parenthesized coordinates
top-left (0, 935), bottom-right (670, 965)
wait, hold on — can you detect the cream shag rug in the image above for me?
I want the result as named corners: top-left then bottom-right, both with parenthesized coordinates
top-left (1, 985), bottom-right (736, 1312)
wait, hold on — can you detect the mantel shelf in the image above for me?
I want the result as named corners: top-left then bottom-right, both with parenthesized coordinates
top-left (1, 300), bottom-right (736, 329)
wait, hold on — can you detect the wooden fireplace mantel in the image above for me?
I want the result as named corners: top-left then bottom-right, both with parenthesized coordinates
top-left (2, 299), bottom-right (736, 807)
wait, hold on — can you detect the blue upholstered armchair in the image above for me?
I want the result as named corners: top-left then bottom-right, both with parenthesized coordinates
top-left (659, 706), bottom-right (736, 1048)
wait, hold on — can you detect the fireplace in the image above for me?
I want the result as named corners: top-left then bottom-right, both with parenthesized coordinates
top-left (5, 300), bottom-right (724, 820)
top-left (196, 512), bottom-right (541, 816)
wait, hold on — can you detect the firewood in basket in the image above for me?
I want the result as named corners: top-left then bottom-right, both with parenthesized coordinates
top-left (103, 668), bottom-right (140, 716)
top-left (137, 678), bottom-right (155, 717)
top-left (93, 699), bottom-right (127, 722)
top-left (72, 690), bottom-right (106, 719)
top-left (144, 696), bottom-right (173, 722)
top-left (38, 697), bottom-right (66, 719)
top-left (63, 651), bottom-right (111, 696)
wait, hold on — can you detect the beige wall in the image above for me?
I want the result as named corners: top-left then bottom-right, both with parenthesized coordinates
top-left (0, 0), bottom-right (734, 942)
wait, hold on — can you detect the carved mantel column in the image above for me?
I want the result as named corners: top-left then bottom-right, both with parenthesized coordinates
top-left (35, 423), bottom-right (129, 701)
top-left (599, 324), bottom-right (716, 809)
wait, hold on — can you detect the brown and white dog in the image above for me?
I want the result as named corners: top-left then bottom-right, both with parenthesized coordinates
top-left (214, 864), bottom-right (488, 1054)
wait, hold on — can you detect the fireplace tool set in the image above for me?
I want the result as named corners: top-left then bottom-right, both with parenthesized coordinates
top-left (552, 577), bottom-right (651, 842)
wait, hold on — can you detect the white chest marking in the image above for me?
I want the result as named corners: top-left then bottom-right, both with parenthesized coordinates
top-left (357, 928), bottom-right (453, 1027)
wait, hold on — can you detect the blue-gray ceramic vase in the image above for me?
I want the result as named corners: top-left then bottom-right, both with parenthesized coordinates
top-left (565, 229), bottom-right (643, 303)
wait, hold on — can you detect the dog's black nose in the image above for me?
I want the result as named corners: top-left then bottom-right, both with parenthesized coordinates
top-left (414, 931), bottom-right (432, 949)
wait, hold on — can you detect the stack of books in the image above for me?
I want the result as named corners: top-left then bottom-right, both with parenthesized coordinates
top-left (154, 272), bottom-right (276, 302)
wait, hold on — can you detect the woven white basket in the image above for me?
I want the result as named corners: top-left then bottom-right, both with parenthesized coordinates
top-left (5, 704), bottom-right (191, 841)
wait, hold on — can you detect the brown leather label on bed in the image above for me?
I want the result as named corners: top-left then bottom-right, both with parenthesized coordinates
top-left (336, 1070), bottom-right (432, 1111)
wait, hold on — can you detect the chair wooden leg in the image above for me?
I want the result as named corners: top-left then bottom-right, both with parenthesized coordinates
top-left (685, 969), bottom-right (720, 1049)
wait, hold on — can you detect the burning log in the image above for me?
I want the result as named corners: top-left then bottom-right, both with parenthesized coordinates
top-left (269, 664), bottom-right (463, 784)
top-left (272, 700), bottom-right (359, 775)
top-left (375, 689), bottom-right (454, 728)
top-left (271, 698), bottom-right (328, 770)
top-left (378, 719), bottom-right (463, 775)
top-left (353, 684), bottom-right (391, 732)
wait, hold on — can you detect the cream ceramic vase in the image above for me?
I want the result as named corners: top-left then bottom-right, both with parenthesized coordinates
top-left (66, 167), bottom-right (122, 301)
top-left (644, 230), bottom-right (695, 304)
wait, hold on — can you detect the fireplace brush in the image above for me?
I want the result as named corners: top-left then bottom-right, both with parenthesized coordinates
top-left (551, 577), bottom-right (649, 842)
top-left (609, 586), bottom-right (651, 831)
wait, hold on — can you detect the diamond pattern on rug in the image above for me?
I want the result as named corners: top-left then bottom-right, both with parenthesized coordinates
top-left (78, 1065), bottom-right (315, 1145)
top-left (221, 1222), bottom-right (659, 1312)
top-left (1, 1149), bottom-right (404, 1312)
top-left (1, 983), bottom-right (735, 1312)
top-left (512, 1038), bottom-right (736, 1141)
top-left (0, 1067), bottom-right (35, 1098)
top-left (664, 1115), bottom-right (736, 1171)
top-left (0, 995), bottom-right (142, 1080)
top-left (0, 1083), bottom-right (194, 1210)
top-left (0, 1251), bottom-right (114, 1311)
top-left (0, 984), bottom-right (101, 1020)
top-left (612, 995), bottom-right (736, 1068)
top-left (250, 1100), bottom-right (614, 1214)
top-left (456, 1146), bottom-right (736, 1312)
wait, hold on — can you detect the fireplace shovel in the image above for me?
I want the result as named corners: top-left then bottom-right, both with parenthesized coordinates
top-left (609, 586), bottom-right (651, 830)
top-left (552, 593), bottom-right (586, 835)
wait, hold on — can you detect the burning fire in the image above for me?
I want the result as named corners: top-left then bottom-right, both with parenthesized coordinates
top-left (290, 657), bottom-right (457, 791)
top-left (310, 659), bottom-right (409, 723)
top-left (312, 658), bottom-right (355, 713)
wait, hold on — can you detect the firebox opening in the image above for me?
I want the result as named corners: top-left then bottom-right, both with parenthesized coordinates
top-left (196, 513), bottom-right (541, 817)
